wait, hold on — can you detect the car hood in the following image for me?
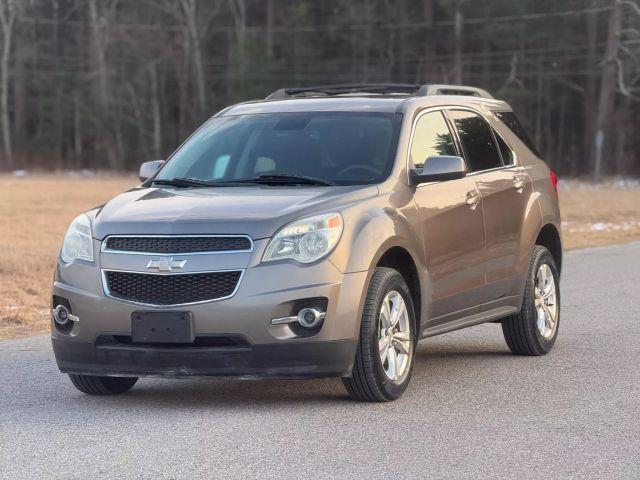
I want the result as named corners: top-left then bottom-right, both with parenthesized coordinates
top-left (92, 185), bottom-right (378, 240)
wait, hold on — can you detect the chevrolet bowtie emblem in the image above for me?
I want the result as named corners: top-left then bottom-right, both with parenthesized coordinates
top-left (146, 257), bottom-right (187, 272)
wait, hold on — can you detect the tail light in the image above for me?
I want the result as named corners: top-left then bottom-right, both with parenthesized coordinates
top-left (550, 170), bottom-right (558, 192)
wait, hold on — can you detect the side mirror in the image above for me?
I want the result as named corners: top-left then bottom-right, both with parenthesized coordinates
top-left (409, 155), bottom-right (466, 186)
top-left (139, 160), bottom-right (165, 182)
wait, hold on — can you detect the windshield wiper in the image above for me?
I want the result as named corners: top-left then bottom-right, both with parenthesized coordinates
top-left (152, 174), bottom-right (335, 188)
top-left (233, 174), bottom-right (336, 186)
top-left (151, 177), bottom-right (213, 188)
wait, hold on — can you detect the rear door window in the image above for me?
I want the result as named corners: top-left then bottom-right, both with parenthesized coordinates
top-left (449, 110), bottom-right (503, 172)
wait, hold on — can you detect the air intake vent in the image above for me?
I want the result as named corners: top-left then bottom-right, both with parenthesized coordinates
top-left (103, 236), bottom-right (252, 254)
top-left (103, 270), bottom-right (242, 305)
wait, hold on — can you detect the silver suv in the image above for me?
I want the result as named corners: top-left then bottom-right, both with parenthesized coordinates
top-left (52, 84), bottom-right (562, 402)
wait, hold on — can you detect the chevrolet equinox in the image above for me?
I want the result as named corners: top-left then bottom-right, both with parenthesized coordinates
top-left (52, 83), bottom-right (562, 402)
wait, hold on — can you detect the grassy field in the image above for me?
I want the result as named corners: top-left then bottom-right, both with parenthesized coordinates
top-left (0, 174), bottom-right (138, 339)
top-left (1, 174), bottom-right (639, 339)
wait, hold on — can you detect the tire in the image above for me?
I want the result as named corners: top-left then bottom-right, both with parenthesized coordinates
top-left (68, 374), bottom-right (138, 395)
top-left (502, 245), bottom-right (560, 356)
top-left (342, 267), bottom-right (416, 402)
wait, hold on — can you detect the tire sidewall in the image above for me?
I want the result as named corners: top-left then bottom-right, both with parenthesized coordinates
top-left (367, 271), bottom-right (416, 399)
top-left (528, 248), bottom-right (561, 352)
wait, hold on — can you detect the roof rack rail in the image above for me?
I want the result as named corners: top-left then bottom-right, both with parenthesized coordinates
top-left (265, 83), bottom-right (493, 100)
top-left (417, 84), bottom-right (493, 99)
top-left (266, 84), bottom-right (422, 100)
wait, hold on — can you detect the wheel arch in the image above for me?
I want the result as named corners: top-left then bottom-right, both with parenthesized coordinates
top-left (535, 223), bottom-right (563, 275)
top-left (375, 245), bottom-right (423, 337)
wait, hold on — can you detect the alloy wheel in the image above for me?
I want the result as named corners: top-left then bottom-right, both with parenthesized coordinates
top-left (378, 290), bottom-right (412, 383)
top-left (534, 263), bottom-right (558, 339)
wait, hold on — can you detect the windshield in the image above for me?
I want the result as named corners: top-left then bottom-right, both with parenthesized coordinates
top-left (156, 112), bottom-right (401, 186)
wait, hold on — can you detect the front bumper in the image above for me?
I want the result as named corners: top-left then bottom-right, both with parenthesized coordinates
top-left (51, 238), bottom-right (369, 378)
top-left (52, 336), bottom-right (356, 378)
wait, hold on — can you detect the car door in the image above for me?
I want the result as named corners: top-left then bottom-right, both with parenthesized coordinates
top-left (409, 110), bottom-right (486, 321)
top-left (447, 109), bottom-right (532, 303)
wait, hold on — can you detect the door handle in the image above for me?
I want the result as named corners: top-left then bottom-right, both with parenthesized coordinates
top-left (465, 190), bottom-right (481, 209)
top-left (513, 174), bottom-right (526, 191)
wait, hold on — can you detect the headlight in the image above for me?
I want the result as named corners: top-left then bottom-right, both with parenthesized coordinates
top-left (60, 214), bottom-right (94, 263)
top-left (263, 213), bottom-right (343, 264)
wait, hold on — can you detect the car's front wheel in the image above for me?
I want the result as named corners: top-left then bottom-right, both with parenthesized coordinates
top-left (342, 267), bottom-right (416, 402)
top-left (502, 245), bottom-right (560, 355)
top-left (68, 374), bottom-right (138, 395)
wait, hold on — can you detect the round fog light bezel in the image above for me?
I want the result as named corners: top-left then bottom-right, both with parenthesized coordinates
top-left (297, 308), bottom-right (324, 329)
top-left (54, 305), bottom-right (69, 325)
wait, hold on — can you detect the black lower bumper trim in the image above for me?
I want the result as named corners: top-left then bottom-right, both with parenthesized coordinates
top-left (52, 336), bottom-right (357, 379)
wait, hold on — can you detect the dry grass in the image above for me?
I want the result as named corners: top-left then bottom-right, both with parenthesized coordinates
top-left (0, 174), bottom-right (137, 339)
top-left (559, 180), bottom-right (640, 250)
top-left (1, 175), bottom-right (639, 339)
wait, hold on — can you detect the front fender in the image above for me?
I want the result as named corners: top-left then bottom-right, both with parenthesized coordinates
top-left (329, 198), bottom-right (424, 275)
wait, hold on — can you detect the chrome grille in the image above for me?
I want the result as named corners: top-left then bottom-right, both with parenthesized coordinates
top-left (103, 270), bottom-right (242, 305)
top-left (103, 236), bottom-right (252, 254)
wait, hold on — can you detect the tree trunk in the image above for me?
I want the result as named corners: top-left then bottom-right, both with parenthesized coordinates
top-left (421, 0), bottom-right (436, 81)
top-left (361, 1), bottom-right (373, 82)
top-left (176, 37), bottom-right (190, 141)
top-left (614, 94), bottom-right (629, 176)
top-left (453, 1), bottom-right (463, 84)
top-left (150, 64), bottom-right (162, 159)
top-left (593, 0), bottom-right (621, 181)
top-left (583, 0), bottom-right (599, 171)
top-left (73, 93), bottom-right (82, 164)
top-left (181, 0), bottom-right (206, 117)
top-left (266, 0), bottom-right (274, 57)
top-left (555, 86), bottom-right (567, 172)
top-left (12, 30), bottom-right (23, 150)
top-left (0, 0), bottom-right (15, 169)
top-left (89, 0), bottom-right (118, 169)
top-left (534, 58), bottom-right (543, 150)
top-left (230, 0), bottom-right (247, 92)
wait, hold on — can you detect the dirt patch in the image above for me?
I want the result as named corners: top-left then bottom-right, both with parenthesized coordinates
top-left (1, 175), bottom-right (639, 339)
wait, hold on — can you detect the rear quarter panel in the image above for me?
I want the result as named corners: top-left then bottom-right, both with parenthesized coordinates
top-left (489, 111), bottom-right (562, 294)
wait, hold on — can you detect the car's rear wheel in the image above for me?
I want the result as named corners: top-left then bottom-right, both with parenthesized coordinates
top-left (68, 374), bottom-right (138, 395)
top-left (342, 267), bottom-right (416, 402)
top-left (502, 245), bottom-right (560, 355)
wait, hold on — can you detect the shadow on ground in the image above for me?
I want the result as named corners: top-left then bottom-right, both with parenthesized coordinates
top-left (57, 333), bottom-right (514, 410)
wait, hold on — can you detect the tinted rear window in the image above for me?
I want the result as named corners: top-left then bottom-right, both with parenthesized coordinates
top-left (495, 111), bottom-right (540, 157)
top-left (449, 110), bottom-right (503, 172)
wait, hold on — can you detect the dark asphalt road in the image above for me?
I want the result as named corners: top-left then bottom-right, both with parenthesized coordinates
top-left (1, 243), bottom-right (639, 479)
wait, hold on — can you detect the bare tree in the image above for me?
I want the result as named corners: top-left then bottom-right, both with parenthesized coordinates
top-left (453, 0), bottom-right (464, 84)
top-left (593, 0), bottom-right (622, 180)
top-left (0, 0), bottom-right (15, 169)
top-left (583, 0), bottom-right (600, 168)
top-left (421, 0), bottom-right (437, 81)
top-left (88, 0), bottom-right (120, 169)
top-left (181, 0), bottom-right (207, 116)
top-left (229, 0), bottom-right (247, 81)
top-left (149, 63), bottom-right (162, 159)
top-left (265, 0), bottom-right (274, 57)
top-left (2, 0), bottom-right (639, 175)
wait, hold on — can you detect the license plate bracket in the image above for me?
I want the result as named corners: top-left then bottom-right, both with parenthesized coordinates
top-left (131, 311), bottom-right (194, 344)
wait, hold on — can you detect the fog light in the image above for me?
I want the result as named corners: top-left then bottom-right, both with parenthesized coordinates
top-left (53, 305), bottom-right (79, 326)
top-left (297, 308), bottom-right (324, 328)
top-left (270, 307), bottom-right (325, 328)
